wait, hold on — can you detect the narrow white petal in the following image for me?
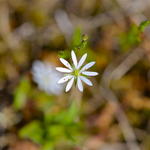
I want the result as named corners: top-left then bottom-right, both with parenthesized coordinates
top-left (77, 53), bottom-right (87, 69)
top-left (77, 77), bottom-right (83, 92)
top-left (60, 58), bottom-right (72, 70)
top-left (82, 71), bottom-right (98, 76)
top-left (71, 50), bottom-right (77, 68)
top-left (56, 67), bottom-right (72, 73)
top-left (57, 75), bottom-right (73, 84)
top-left (80, 61), bottom-right (95, 72)
top-left (65, 77), bottom-right (74, 92)
top-left (80, 76), bottom-right (93, 86)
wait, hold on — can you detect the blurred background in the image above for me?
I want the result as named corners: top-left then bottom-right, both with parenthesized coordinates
top-left (0, 0), bottom-right (150, 150)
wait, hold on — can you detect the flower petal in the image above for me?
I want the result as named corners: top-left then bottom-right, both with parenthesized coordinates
top-left (80, 61), bottom-right (95, 72)
top-left (65, 77), bottom-right (74, 92)
top-left (56, 67), bottom-right (72, 73)
top-left (71, 50), bottom-right (77, 68)
top-left (80, 76), bottom-right (93, 86)
top-left (77, 53), bottom-right (87, 69)
top-left (60, 58), bottom-right (72, 70)
top-left (57, 75), bottom-right (73, 84)
top-left (82, 71), bottom-right (98, 76)
top-left (77, 76), bottom-right (83, 92)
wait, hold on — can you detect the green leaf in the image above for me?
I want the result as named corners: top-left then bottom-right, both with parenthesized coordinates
top-left (34, 92), bottom-right (54, 112)
top-left (58, 28), bottom-right (82, 59)
top-left (58, 50), bottom-right (70, 59)
top-left (119, 21), bottom-right (150, 52)
top-left (19, 120), bottom-right (44, 144)
top-left (13, 77), bottom-right (30, 110)
top-left (59, 28), bottom-right (89, 59)
top-left (42, 142), bottom-right (54, 150)
top-left (47, 125), bottom-right (65, 138)
top-left (119, 24), bottom-right (140, 51)
top-left (139, 20), bottom-right (150, 32)
top-left (71, 28), bottom-right (82, 48)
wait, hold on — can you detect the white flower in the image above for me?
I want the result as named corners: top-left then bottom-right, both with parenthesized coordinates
top-left (56, 50), bottom-right (98, 92)
top-left (32, 60), bottom-right (63, 95)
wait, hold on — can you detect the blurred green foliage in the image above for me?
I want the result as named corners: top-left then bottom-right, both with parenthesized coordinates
top-left (138, 20), bottom-right (150, 32)
top-left (58, 28), bottom-right (82, 59)
top-left (58, 27), bottom-right (96, 71)
top-left (19, 120), bottom-right (44, 144)
top-left (13, 76), bottom-right (84, 149)
top-left (10, 20), bottom-right (150, 149)
top-left (71, 28), bottom-right (82, 48)
top-left (119, 20), bottom-right (150, 52)
top-left (2, 0), bottom-right (149, 147)
top-left (19, 100), bottom-right (83, 150)
top-left (13, 77), bottom-right (31, 110)
top-left (13, 33), bottom-right (88, 149)
top-left (119, 24), bottom-right (140, 51)
top-left (58, 28), bottom-right (88, 59)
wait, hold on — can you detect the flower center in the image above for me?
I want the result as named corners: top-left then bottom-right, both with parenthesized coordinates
top-left (74, 69), bottom-right (80, 77)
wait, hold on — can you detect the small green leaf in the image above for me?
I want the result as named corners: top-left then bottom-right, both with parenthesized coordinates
top-left (47, 125), bottom-right (65, 138)
top-left (139, 20), bottom-right (150, 32)
top-left (13, 77), bottom-right (30, 110)
top-left (119, 24), bottom-right (140, 51)
top-left (71, 28), bottom-right (82, 48)
top-left (58, 50), bottom-right (70, 59)
top-left (119, 21), bottom-right (150, 52)
top-left (42, 142), bottom-right (54, 150)
top-left (19, 120), bottom-right (44, 144)
top-left (59, 29), bottom-right (89, 59)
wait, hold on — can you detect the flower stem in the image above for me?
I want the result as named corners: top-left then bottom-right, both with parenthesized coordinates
top-left (69, 86), bottom-right (83, 120)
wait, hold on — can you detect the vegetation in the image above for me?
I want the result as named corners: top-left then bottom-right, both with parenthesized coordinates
top-left (0, 0), bottom-right (150, 150)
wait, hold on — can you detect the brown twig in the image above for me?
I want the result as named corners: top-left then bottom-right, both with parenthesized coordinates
top-left (100, 47), bottom-right (145, 150)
